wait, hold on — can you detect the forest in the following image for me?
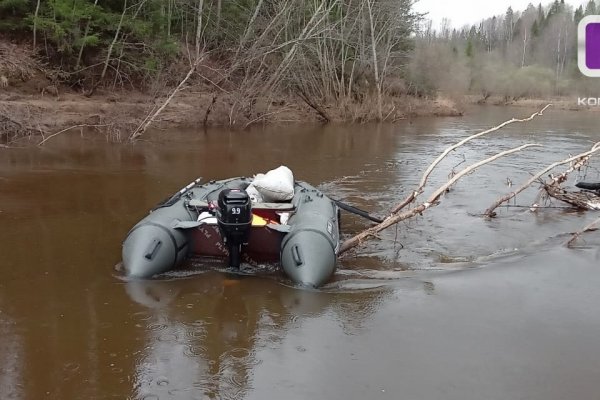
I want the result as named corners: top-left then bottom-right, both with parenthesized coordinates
top-left (411, 0), bottom-right (600, 100)
top-left (0, 0), bottom-right (599, 134)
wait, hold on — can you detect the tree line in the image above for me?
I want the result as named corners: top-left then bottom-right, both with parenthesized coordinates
top-left (1, 0), bottom-right (422, 120)
top-left (1, 0), bottom-right (597, 112)
top-left (410, 0), bottom-right (600, 100)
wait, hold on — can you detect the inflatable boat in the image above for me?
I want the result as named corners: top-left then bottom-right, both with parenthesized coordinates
top-left (122, 169), bottom-right (340, 287)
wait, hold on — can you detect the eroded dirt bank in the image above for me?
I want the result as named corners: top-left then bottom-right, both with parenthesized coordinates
top-left (0, 40), bottom-right (463, 144)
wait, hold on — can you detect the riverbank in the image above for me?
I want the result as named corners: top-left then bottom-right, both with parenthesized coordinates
top-left (466, 95), bottom-right (600, 112)
top-left (0, 85), bottom-right (464, 145)
top-left (0, 88), bottom-right (464, 140)
top-left (0, 39), bottom-right (463, 145)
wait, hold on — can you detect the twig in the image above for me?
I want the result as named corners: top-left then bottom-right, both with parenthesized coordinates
top-left (391, 104), bottom-right (552, 214)
top-left (338, 143), bottom-right (540, 255)
top-left (485, 141), bottom-right (600, 217)
top-left (243, 107), bottom-right (292, 129)
top-left (566, 216), bottom-right (600, 247)
top-left (37, 124), bottom-right (111, 146)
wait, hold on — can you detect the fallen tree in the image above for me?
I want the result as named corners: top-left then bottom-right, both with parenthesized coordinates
top-left (484, 141), bottom-right (600, 217)
top-left (337, 105), bottom-right (552, 255)
top-left (391, 104), bottom-right (552, 214)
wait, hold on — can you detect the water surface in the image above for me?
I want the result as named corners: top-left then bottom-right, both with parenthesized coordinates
top-left (1, 106), bottom-right (599, 399)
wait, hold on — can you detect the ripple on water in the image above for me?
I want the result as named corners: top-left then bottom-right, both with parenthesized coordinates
top-left (225, 347), bottom-right (250, 359)
top-left (132, 311), bottom-right (153, 322)
top-left (147, 322), bottom-right (168, 332)
top-left (183, 344), bottom-right (207, 357)
top-left (62, 362), bottom-right (80, 372)
top-left (157, 333), bottom-right (178, 342)
top-left (156, 376), bottom-right (169, 386)
top-left (185, 327), bottom-right (206, 339)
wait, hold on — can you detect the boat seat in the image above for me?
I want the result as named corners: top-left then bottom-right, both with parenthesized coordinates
top-left (188, 199), bottom-right (294, 211)
top-left (252, 202), bottom-right (295, 211)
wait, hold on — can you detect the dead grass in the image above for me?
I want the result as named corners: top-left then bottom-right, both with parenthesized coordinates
top-left (0, 41), bottom-right (39, 84)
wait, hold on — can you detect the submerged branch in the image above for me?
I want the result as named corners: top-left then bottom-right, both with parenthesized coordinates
top-left (338, 143), bottom-right (540, 255)
top-left (566, 216), bottom-right (600, 247)
top-left (391, 104), bottom-right (552, 214)
top-left (484, 141), bottom-right (600, 217)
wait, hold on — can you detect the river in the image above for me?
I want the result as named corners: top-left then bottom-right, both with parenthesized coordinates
top-left (1, 106), bottom-right (599, 399)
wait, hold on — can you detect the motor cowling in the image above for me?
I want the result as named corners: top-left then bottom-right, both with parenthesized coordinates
top-left (217, 188), bottom-right (252, 269)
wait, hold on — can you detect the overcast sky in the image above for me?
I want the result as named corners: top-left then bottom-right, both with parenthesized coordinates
top-left (413, 0), bottom-right (591, 29)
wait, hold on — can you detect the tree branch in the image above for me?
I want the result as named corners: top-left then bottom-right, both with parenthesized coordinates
top-left (129, 57), bottom-right (203, 141)
top-left (338, 143), bottom-right (541, 255)
top-left (392, 104), bottom-right (552, 214)
top-left (484, 141), bottom-right (600, 217)
top-left (37, 124), bottom-right (112, 146)
top-left (566, 216), bottom-right (600, 247)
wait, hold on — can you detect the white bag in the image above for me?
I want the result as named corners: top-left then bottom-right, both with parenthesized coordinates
top-left (251, 166), bottom-right (294, 202)
top-left (245, 184), bottom-right (264, 203)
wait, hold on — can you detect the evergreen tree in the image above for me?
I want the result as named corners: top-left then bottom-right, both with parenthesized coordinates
top-left (465, 39), bottom-right (474, 58)
top-left (537, 3), bottom-right (546, 28)
top-left (585, 0), bottom-right (597, 15)
top-left (548, 0), bottom-right (562, 18)
top-left (532, 19), bottom-right (540, 37)
top-left (575, 6), bottom-right (584, 24)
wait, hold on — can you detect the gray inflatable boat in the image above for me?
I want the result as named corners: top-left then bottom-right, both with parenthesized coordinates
top-left (122, 177), bottom-right (340, 287)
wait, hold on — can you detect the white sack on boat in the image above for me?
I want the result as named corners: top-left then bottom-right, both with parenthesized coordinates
top-left (251, 166), bottom-right (294, 202)
top-left (245, 184), bottom-right (264, 203)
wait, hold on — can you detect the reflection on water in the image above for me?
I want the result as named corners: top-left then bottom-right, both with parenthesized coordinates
top-left (0, 317), bottom-right (24, 400)
top-left (1, 106), bottom-right (600, 398)
top-left (124, 274), bottom-right (386, 399)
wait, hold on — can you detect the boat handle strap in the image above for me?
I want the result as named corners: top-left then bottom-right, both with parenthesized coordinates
top-left (292, 245), bottom-right (303, 266)
top-left (144, 239), bottom-right (162, 260)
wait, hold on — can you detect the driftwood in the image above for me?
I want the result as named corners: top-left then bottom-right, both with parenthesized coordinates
top-left (544, 184), bottom-right (600, 211)
top-left (566, 216), bottom-right (600, 247)
top-left (485, 141), bottom-right (600, 217)
top-left (391, 104), bottom-right (552, 214)
top-left (338, 143), bottom-right (540, 255)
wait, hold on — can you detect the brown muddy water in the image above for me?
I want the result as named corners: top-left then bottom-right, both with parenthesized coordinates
top-left (1, 106), bottom-right (600, 400)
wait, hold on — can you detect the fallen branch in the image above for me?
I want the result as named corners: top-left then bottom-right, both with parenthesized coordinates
top-left (531, 142), bottom-right (600, 210)
top-left (484, 141), bottom-right (600, 217)
top-left (243, 107), bottom-right (292, 129)
top-left (391, 104), bottom-right (552, 214)
top-left (129, 57), bottom-right (202, 141)
top-left (37, 123), bottom-right (112, 146)
top-left (295, 85), bottom-right (330, 123)
top-left (338, 143), bottom-right (540, 255)
top-left (544, 184), bottom-right (600, 210)
top-left (566, 216), bottom-right (600, 247)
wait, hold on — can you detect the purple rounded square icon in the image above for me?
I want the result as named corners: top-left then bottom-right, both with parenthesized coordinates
top-left (579, 16), bottom-right (600, 77)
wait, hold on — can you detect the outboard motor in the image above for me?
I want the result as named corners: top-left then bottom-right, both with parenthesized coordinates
top-left (217, 188), bottom-right (252, 269)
